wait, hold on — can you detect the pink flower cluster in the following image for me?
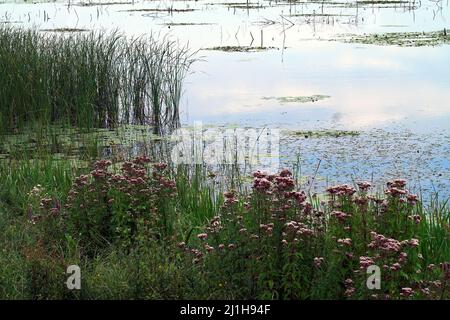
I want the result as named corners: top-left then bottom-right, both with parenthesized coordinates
top-left (400, 287), bottom-right (414, 297)
top-left (204, 216), bottom-right (222, 234)
top-left (387, 179), bottom-right (407, 189)
top-left (153, 162), bottom-right (167, 171)
top-left (260, 223), bottom-right (274, 235)
top-left (285, 221), bottom-right (314, 238)
top-left (385, 187), bottom-right (407, 197)
top-left (408, 214), bottom-right (421, 224)
top-left (252, 171), bottom-right (273, 191)
top-left (326, 184), bottom-right (356, 196)
top-left (94, 159), bottom-right (112, 170)
top-left (133, 155), bottom-right (151, 166)
top-left (368, 232), bottom-right (402, 253)
top-left (74, 174), bottom-right (89, 187)
top-left (274, 174), bottom-right (295, 192)
top-left (223, 191), bottom-right (238, 206)
top-left (390, 262), bottom-right (401, 271)
top-left (197, 233), bottom-right (208, 240)
top-left (441, 262), bottom-right (450, 279)
top-left (330, 210), bottom-right (352, 223)
top-left (90, 159), bottom-right (113, 181)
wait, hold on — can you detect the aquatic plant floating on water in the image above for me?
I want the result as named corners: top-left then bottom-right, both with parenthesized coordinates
top-left (262, 95), bottom-right (331, 104)
top-left (334, 29), bottom-right (450, 47)
top-left (203, 46), bottom-right (278, 52)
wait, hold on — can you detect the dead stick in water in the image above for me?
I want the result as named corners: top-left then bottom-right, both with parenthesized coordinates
top-left (260, 29), bottom-right (263, 48)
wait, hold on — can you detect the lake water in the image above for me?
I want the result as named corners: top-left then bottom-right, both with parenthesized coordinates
top-left (1, 0), bottom-right (449, 197)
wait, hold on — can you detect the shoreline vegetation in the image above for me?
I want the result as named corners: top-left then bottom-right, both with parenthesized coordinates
top-left (0, 156), bottom-right (448, 299)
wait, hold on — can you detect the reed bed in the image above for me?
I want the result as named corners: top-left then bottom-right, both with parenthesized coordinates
top-left (0, 26), bottom-right (193, 135)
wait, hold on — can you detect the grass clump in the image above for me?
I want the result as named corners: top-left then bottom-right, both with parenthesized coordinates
top-left (0, 26), bottom-right (194, 135)
top-left (39, 28), bottom-right (90, 33)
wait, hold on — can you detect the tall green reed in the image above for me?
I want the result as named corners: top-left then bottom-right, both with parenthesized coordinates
top-left (0, 26), bottom-right (194, 135)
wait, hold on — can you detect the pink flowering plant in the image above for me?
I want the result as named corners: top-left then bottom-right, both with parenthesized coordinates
top-left (316, 179), bottom-right (448, 299)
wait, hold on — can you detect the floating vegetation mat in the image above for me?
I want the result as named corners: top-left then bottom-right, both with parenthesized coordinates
top-left (203, 46), bottom-right (278, 52)
top-left (0, 26), bottom-right (193, 134)
top-left (335, 29), bottom-right (450, 47)
top-left (286, 129), bottom-right (360, 138)
top-left (225, 3), bottom-right (267, 9)
top-left (262, 95), bottom-right (331, 104)
top-left (0, 125), bottom-right (171, 162)
top-left (76, 1), bottom-right (134, 6)
top-left (205, 2), bottom-right (268, 9)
